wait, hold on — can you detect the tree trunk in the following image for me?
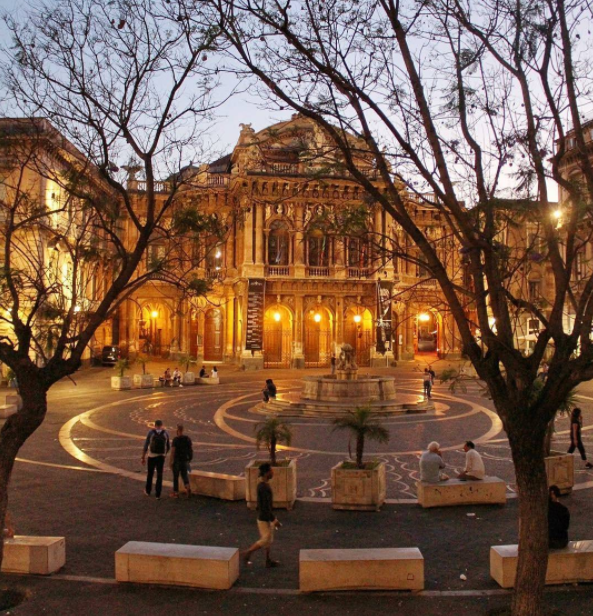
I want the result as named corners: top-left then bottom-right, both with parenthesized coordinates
top-left (270, 436), bottom-right (277, 466)
top-left (0, 378), bottom-right (48, 571)
top-left (508, 421), bottom-right (549, 616)
top-left (356, 434), bottom-right (364, 468)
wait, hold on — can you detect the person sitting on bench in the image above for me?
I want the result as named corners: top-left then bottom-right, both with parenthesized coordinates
top-left (199, 367), bottom-right (207, 378)
top-left (159, 368), bottom-right (172, 386)
top-left (548, 484), bottom-right (570, 549)
top-left (172, 367), bottom-right (182, 386)
top-left (457, 441), bottom-right (485, 480)
top-left (420, 441), bottom-right (449, 482)
top-left (263, 379), bottom-right (277, 403)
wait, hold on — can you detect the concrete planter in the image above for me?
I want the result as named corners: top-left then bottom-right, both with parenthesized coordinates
top-left (111, 376), bottom-right (132, 391)
top-left (183, 371), bottom-right (196, 385)
top-left (545, 450), bottom-right (575, 495)
top-left (133, 374), bottom-right (154, 389)
top-left (331, 462), bottom-right (386, 511)
top-left (245, 459), bottom-right (297, 510)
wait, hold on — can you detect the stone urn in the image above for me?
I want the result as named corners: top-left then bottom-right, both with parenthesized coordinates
top-left (331, 461), bottom-right (386, 511)
top-left (111, 376), bottom-right (132, 391)
top-left (245, 458), bottom-right (297, 510)
top-left (133, 374), bottom-right (154, 389)
top-left (183, 371), bottom-right (196, 385)
top-left (545, 450), bottom-right (574, 495)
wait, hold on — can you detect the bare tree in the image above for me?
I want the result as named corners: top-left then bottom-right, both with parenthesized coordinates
top-left (209, 0), bottom-right (593, 613)
top-left (0, 0), bottom-right (230, 569)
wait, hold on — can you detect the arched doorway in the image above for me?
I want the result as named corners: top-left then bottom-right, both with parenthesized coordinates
top-left (416, 310), bottom-right (439, 357)
top-left (204, 308), bottom-right (223, 361)
top-left (263, 305), bottom-right (292, 368)
top-left (138, 304), bottom-right (168, 356)
top-left (344, 307), bottom-right (373, 367)
top-left (305, 308), bottom-right (332, 368)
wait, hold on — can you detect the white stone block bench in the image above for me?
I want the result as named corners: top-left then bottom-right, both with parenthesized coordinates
top-left (416, 477), bottom-right (506, 508)
top-left (199, 377), bottom-right (219, 385)
top-left (299, 548), bottom-right (424, 592)
top-left (491, 541), bottom-right (593, 588)
top-left (189, 470), bottom-right (246, 501)
top-left (115, 542), bottom-right (239, 590)
top-left (1, 536), bottom-right (66, 575)
top-left (0, 393), bottom-right (22, 419)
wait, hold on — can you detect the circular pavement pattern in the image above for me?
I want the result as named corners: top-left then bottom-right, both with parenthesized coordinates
top-left (59, 377), bottom-right (593, 500)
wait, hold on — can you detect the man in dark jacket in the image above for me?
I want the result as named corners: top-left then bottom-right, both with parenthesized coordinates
top-left (242, 463), bottom-right (281, 567)
top-left (548, 484), bottom-right (570, 549)
top-left (169, 424), bottom-right (193, 499)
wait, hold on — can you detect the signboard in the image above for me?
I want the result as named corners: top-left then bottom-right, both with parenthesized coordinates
top-left (376, 280), bottom-right (393, 354)
top-left (245, 278), bottom-right (266, 351)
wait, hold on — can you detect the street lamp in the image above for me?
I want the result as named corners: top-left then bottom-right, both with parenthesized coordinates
top-left (314, 313), bottom-right (322, 323)
top-left (418, 313), bottom-right (430, 322)
top-left (274, 311), bottom-right (281, 322)
top-left (353, 314), bottom-right (362, 324)
top-left (151, 310), bottom-right (158, 319)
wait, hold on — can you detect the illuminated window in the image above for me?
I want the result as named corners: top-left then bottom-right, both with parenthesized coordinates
top-left (268, 221), bottom-right (290, 265)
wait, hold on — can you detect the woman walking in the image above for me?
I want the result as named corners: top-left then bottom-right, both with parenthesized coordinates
top-left (567, 408), bottom-right (593, 469)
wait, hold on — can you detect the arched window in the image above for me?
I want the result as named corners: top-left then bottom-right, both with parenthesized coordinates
top-left (268, 220), bottom-right (290, 265)
top-left (347, 238), bottom-right (370, 268)
top-left (205, 236), bottom-right (224, 271)
top-left (307, 226), bottom-right (330, 267)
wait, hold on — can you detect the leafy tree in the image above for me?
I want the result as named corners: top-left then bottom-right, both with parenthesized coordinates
top-left (211, 0), bottom-right (593, 612)
top-left (0, 0), bottom-right (228, 571)
top-left (332, 406), bottom-right (390, 469)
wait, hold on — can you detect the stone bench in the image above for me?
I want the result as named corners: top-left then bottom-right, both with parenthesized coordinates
top-left (491, 541), bottom-right (593, 588)
top-left (115, 542), bottom-right (239, 590)
top-left (199, 377), bottom-right (219, 385)
top-left (299, 548), bottom-right (424, 592)
top-left (189, 470), bottom-right (246, 501)
top-left (416, 477), bottom-right (507, 508)
top-left (0, 393), bottom-right (22, 419)
top-left (1, 536), bottom-right (66, 575)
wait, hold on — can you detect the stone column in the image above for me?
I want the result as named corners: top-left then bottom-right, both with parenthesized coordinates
top-left (292, 295), bottom-right (305, 368)
top-left (293, 204), bottom-right (306, 277)
top-left (225, 294), bottom-right (235, 362)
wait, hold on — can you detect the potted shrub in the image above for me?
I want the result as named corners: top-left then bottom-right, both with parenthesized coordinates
top-left (111, 359), bottom-right (132, 390)
top-left (133, 355), bottom-right (154, 389)
top-left (330, 406), bottom-right (390, 511)
top-left (179, 354), bottom-right (196, 385)
top-left (245, 416), bottom-right (296, 510)
top-left (543, 382), bottom-right (577, 494)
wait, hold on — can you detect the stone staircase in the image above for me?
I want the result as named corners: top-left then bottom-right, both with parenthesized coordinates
top-left (253, 395), bottom-right (433, 418)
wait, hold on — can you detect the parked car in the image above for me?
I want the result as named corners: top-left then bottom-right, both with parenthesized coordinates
top-left (101, 346), bottom-right (120, 366)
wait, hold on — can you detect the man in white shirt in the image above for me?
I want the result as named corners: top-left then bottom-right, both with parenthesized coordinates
top-left (458, 441), bottom-right (485, 480)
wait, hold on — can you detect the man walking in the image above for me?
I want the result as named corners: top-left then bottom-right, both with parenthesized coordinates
top-left (170, 424), bottom-right (193, 498)
top-left (141, 420), bottom-right (170, 499)
top-left (423, 368), bottom-right (432, 399)
top-left (242, 463), bottom-right (281, 568)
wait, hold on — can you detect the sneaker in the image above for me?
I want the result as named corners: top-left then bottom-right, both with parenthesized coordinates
top-left (143, 490), bottom-right (150, 497)
top-left (156, 495), bottom-right (161, 500)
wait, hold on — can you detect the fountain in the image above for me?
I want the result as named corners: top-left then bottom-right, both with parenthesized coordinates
top-left (255, 344), bottom-right (432, 417)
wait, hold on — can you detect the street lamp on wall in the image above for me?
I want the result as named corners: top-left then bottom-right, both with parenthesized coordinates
top-left (313, 313), bottom-right (322, 323)
top-left (353, 314), bottom-right (362, 324)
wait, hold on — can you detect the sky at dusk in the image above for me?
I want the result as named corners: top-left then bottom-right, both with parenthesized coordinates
top-left (0, 0), bottom-right (294, 159)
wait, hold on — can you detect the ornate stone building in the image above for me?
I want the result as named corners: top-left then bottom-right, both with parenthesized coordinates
top-left (118, 115), bottom-right (465, 369)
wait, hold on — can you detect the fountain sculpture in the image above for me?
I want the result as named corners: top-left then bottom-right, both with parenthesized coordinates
top-left (256, 344), bottom-right (432, 417)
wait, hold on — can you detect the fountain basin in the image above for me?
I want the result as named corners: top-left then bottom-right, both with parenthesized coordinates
top-left (302, 376), bottom-right (397, 402)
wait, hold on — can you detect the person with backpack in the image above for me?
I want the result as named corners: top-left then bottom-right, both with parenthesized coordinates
top-left (141, 419), bottom-right (170, 499)
top-left (170, 424), bottom-right (193, 499)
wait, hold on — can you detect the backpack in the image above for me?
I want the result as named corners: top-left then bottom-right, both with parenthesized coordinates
top-left (175, 435), bottom-right (193, 462)
top-left (149, 430), bottom-right (167, 455)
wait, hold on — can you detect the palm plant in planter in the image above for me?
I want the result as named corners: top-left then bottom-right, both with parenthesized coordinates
top-left (111, 359), bottom-right (132, 390)
top-left (178, 354), bottom-right (196, 385)
top-left (331, 406), bottom-right (390, 511)
top-left (245, 416), bottom-right (297, 510)
top-left (538, 380), bottom-right (578, 494)
top-left (133, 355), bottom-right (154, 389)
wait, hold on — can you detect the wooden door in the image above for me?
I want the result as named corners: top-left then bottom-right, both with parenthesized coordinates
top-left (204, 309), bottom-right (223, 361)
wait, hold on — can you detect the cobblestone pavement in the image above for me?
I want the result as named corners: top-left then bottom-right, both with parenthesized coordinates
top-left (3, 362), bottom-right (593, 615)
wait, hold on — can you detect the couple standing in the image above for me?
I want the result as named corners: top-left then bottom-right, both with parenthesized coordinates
top-left (141, 420), bottom-right (194, 499)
